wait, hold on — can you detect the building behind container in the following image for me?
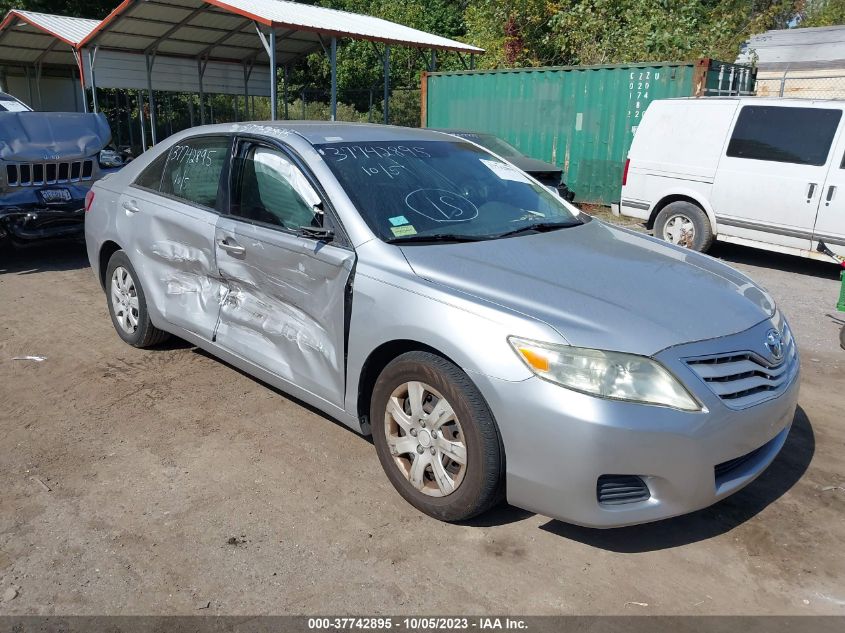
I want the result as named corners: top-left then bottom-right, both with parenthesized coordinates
top-left (739, 25), bottom-right (845, 100)
top-left (422, 59), bottom-right (753, 205)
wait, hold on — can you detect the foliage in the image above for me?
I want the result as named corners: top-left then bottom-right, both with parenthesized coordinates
top-left (0, 0), bottom-right (114, 19)
top-left (1, 0), bottom-right (834, 110)
top-left (798, 0), bottom-right (845, 26)
top-left (465, 0), bottom-right (800, 68)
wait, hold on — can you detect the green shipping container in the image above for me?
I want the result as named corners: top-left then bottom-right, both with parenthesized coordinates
top-left (422, 59), bottom-right (754, 205)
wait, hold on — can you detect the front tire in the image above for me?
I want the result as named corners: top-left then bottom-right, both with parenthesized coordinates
top-left (371, 351), bottom-right (503, 522)
top-left (105, 250), bottom-right (169, 348)
top-left (654, 201), bottom-right (714, 252)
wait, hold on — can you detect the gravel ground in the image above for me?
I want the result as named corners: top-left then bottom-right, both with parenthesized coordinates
top-left (0, 222), bottom-right (843, 615)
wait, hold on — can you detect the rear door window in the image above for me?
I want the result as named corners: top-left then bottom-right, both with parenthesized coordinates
top-left (134, 152), bottom-right (169, 191)
top-left (159, 136), bottom-right (230, 210)
top-left (726, 105), bottom-right (842, 166)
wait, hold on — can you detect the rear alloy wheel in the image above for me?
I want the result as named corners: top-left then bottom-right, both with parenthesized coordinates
top-left (111, 266), bottom-right (139, 336)
top-left (371, 351), bottom-right (503, 522)
top-left (105, 250), bottom-right (170, 348)
top-left (654, 201), bottom-right (714, 252)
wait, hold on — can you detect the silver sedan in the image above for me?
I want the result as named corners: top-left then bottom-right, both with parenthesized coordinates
top-left (84, 122), bottom-right (799, 527)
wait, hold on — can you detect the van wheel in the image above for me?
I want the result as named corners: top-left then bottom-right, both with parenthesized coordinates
top-left (840, 325), bottom-right (845, 351)
top-left (371, 351), bottom-right (504, 522)
top-left (106, 250), bottom-right (170, 348)
top-left (654, 201), bottom-right (714, 252)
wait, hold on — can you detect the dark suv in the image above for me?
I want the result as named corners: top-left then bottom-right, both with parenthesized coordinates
top-left (0, 92), bottom-right (123, 245)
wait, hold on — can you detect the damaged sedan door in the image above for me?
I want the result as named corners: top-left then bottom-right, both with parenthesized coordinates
top-left (126, 135), bottom-right (232, 340)
top-left (213, 139), bottom-right (355, 408)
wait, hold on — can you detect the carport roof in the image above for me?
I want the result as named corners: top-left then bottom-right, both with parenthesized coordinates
top-left (0, 10), bottom-right (99, 66)
top-left (81, 0), bottom-right (482, 65)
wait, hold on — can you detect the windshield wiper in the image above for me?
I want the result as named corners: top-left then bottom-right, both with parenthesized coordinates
top-left (494, 221), bottom-right (581, 239)
top-left (386, 233), bottom-right (491, 244)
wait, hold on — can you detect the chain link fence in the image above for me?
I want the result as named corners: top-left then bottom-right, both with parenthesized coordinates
top-left (95, 85), bottom-right (421, 155)
top-left (755, 71), bottom-right (845, 100)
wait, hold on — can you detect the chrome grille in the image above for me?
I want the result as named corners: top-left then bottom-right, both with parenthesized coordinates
top-left (686, 324), bottom-right (797, 409)
top-left (6, 160), bottom-right (93, 187)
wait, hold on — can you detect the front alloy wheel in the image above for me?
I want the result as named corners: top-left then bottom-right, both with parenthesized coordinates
top-left (385, 381), bottom-right (467, 497)
top-left (371, 351), bottom-right (503, 522)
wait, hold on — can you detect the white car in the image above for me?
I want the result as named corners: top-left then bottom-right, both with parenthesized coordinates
top-left (619, 97), bottom-right (845, 262)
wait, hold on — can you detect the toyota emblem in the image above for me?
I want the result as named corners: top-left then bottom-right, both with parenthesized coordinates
top-left (765, 328), bottom-right (784, 361)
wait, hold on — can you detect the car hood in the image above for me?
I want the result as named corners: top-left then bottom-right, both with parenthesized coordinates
top-left (0, 112), bottom-right (111, 162)
top-left (399, 220), bottom-right (775, 356)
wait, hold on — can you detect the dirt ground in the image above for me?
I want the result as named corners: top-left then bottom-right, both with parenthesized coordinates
top-left (0, 222), bottom-right (843, 615)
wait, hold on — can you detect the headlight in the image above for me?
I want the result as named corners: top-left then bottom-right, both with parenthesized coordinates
top-left (509, 336), bottom-right (701, 411)
top-left (98, 149), bottom-right (123, 169)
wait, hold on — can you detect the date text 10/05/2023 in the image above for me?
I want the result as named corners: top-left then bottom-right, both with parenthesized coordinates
top-left (307, 618), bottom-right (528, 630)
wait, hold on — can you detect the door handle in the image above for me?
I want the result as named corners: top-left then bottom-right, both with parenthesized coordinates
top-left (826, 185), bottom-right (837, 205)
top-left (122, 200), bottom-right (139, 213)
top-left (217, 239), bottom-right (246, 256)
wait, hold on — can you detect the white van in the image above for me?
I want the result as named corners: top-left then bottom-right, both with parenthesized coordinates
top-left (619, 97), bottom-right (845, 262)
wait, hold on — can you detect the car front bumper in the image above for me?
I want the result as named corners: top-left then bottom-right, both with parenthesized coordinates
top-left (0, 187), bottom-right (90, 242)
top-left (0, 204), bottom-right (86, 241)
top-left (473, 320), bottom-right (800, 528)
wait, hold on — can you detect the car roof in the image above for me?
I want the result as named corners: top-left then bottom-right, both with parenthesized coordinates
top-left (430, 128), bottom-right (493, 136)
top-left (201, 121), bottom-right (460, 145)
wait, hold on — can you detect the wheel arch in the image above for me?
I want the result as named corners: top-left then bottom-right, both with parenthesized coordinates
top-left (98, 240), bottom-right (123, 290)
top-left (648, 192), bottom-right (717, 233)
top-left (356, 339), bottom-right (463, 435)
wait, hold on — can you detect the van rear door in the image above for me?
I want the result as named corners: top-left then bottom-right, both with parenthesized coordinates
top-left (813, 107), bottom-right (845, 258)
top-left (711, 103), bottom-right (843, 250)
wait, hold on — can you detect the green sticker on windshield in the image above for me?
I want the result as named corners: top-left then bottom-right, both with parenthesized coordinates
top-left (390, 224), bottom-right (417, 237)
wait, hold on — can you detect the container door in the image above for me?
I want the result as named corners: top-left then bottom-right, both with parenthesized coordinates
top-left (711, 104), bottom-right (843, 250)
top-left (813, 109), bottom-right (845, 258)
top-left (214, 140), bottom-right (354, 408)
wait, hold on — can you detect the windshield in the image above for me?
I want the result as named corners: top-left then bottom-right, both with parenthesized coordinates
top-left (316, 140), bottom-right (581, 242)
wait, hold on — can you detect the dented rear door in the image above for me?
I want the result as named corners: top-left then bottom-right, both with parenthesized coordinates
top-left (213, 141), bottom-right (355, 407)
top-left (126, 135), bottom-right (232, 340)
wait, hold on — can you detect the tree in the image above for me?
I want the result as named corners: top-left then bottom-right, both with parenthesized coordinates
top-left (464, 0), bottom-right (801, 68)
top-left (0, 0), bottom-right (114, 19)
top-left (798, 0), bottom-right (845, 26)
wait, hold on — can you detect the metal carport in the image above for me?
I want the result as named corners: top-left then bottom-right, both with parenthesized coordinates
top-left (0, 10), bottom-right (99, 110)
top-left (80, 0), bottom-right (483, 143)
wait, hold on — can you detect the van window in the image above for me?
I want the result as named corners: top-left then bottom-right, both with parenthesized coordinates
top-left (727, 106), bottom-right (842, 166)
top-left (160, 136), bottom-right (230, 210)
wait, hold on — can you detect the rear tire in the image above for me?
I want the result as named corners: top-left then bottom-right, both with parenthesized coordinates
top-left (371, 351), bottom-right (503, 522)
top-left (105, 250), bottom-right (169, 348)
top-left (840, 324), bottom-right (845, 351)
top-left (654, 201), bottom-right (714, 252)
